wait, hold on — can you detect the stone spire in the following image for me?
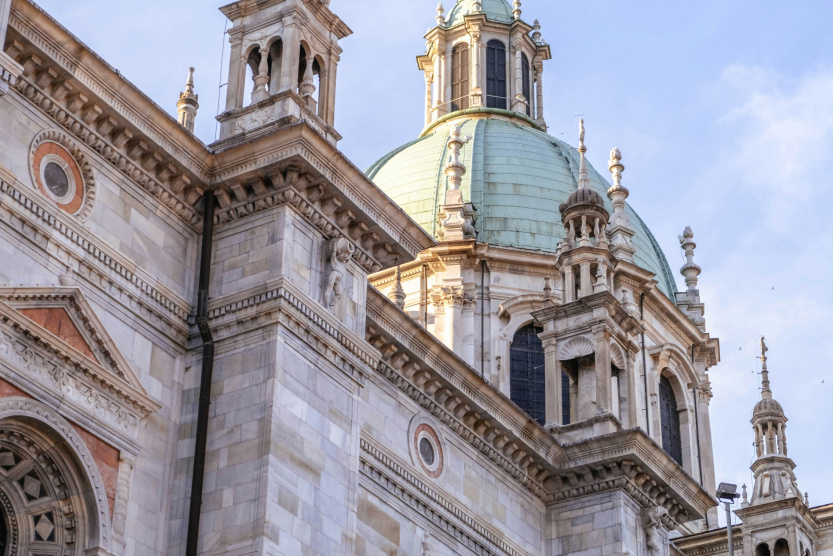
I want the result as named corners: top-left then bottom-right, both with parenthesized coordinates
top-left (606, 147), bottom-right (636, 263)
top-left (577, 119), bottom-right (590, 190)
top-left (759, 336), bottom-right (772, 399)
top-left (389, 266), bottom-right (406, 310)
top-left (745, 338), bottom-right (799, 506)
top-left (177, 67), bottom-right (199, 133)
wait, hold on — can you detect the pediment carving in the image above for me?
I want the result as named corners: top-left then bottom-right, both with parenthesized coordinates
top-left (0, 286), bottom-right (159, 443)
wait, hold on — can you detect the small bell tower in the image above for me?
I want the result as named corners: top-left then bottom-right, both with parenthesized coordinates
top-left (734, 337), bottom-right (820, 556)
top-left (215, 0), bottom-right (352, 145)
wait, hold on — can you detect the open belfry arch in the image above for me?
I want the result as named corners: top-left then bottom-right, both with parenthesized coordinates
top-left (0, 0), bottom-right (831, 554)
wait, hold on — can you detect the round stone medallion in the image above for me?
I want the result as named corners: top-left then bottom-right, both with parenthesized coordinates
top-left (28, 130), bottom-right (96, 220)
top-left (413, 423), bottom-right (443, 479)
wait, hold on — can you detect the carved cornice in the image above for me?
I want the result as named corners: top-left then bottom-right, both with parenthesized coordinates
top-left (5, 42), bottom-right (203, 227)
top-left (360, 437), bottom-right (531, 556)
top-left (206, 281), bottom-right (376, 385)
top-left (0, 178), bottom-right (192, 339)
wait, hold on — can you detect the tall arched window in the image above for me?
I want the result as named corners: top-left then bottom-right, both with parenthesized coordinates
top-left (659, 375), bottom-right (683, 465)
top-left (510, 324), bottom-right (545, 425)
top-left (758, 544), bottom-right (772, 556)
top-left (486, 40), bottom-right (507, 109)
top-left (451, 43), bottom-right (470, 112)
top-left (521, 53), bottom-right (531, 116)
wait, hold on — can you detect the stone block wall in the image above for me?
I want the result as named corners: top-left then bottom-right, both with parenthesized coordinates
top-left (548, 490), bottom-right (653, 556)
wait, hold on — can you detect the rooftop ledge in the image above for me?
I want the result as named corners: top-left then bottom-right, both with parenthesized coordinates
top-left (420, 107), bottom-right (546, 137)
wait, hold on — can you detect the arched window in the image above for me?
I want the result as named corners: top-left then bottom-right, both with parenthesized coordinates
top-left (659, 375), bottom-right (683, 465)
top-left (486, 40), bottom-right (507, 109)
top-left (268, 39), bottom-right (283, 92)
top-left (451, 43), bottom-right (470, 112)
top-left (510, 324), bottom-right (545, 425)
top-left (562, 371), bottom-right (571, 425)
top-left (758, 544), bottom-right (772, 556)
top-left (521, 53), bottom-right (531, 116)
top-left (774, 539), bottom-right (790, 556)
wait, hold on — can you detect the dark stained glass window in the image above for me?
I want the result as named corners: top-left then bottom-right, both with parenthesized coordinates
top-left (521, 53), bottom-right (531, 117)
top-left (486, 40), bottom-right (507, 109)
top-left (451, 43), bottom-right (470, 112)
top-left (510, 324), bottom-right (545, 425)
top-left (660, 376), bottom-right (683, 465)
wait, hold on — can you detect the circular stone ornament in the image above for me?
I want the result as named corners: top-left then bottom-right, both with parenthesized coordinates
top-left (409, 417), bottom-right (446, 480)
top-left (29, 130), bottom-right (96, 220)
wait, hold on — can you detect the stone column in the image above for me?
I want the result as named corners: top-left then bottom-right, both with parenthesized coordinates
top-left (576, 355), bottom-right (597, 421)
top-left (425, 71), bottom-right (434, 126)
top-left (697, 385), bottom-right (719, 526)
top-left (624, 346), bottom-right (639, 428)
top-left (226, 36), bottom-right (246, 110)
top-left (563, 265), bottom-right (575, 303)
top-left (593, 325), bottom-right (612, 413)
top-left (318, 68), bottom-right (329, 119)
top-left (447, 289), bottom-right (464, 356)
top-left (461, 292), bottom-right (476, 366)
top-left (279, 20), bottom-right (299, 94)
top-left (541, 336), bottom-right (562, 426)
top-left (470, 29), bottom-right (483, 107)
top-left (579, 262), bottom-right (593, 298)
top-left (534, 62), bottom-right (545, 125)
top-left (325, 51), bottom-right (339, 126)
top-left (514, 42), bottom-right (523, 106)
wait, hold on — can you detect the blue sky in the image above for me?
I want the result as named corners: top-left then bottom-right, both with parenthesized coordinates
top-left (33, 0), bottom-right (833, 524)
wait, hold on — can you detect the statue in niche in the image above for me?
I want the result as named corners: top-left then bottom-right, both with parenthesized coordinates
top-left (323, 238), bottom-right (355, 310)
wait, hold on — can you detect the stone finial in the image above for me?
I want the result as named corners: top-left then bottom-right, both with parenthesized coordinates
top-left (389, 266), bottom-right (406, 309)
top-left (473, 0), bottom-right (482, 12)
top-left (742, 484), bottom-right (749, 507)
top-left (805, 492), bottom-right (810, 507)
top-left (436, 2), bottom-right (445, 26)
top-left (577, 119), bottom-right (590, 190)
top-left (445, 124), bottom-right (471, 195)
top-left (532, 20), bottom-right (542, 44)
top-left (543, 277), bottom-right (552, 299)
top-left (678, 226), bottom-right (701, 292)
top-left (513, 0), bottom-right (522, 20)
top-left (760, 336), bottom-right (772, 399)
top-left (177, 67), bottom-right (200, 133)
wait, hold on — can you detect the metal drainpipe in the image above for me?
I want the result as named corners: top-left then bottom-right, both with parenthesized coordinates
top-left (185, 191), bottom-right (216, 556)
top-left (480, 260), bottom-right (486, 378)
top-left (691, 343), bottom-right (709, 530)
top-left (640, 293), bottom-right (650, 436)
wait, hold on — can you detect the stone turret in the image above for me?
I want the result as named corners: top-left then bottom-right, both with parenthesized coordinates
top-left (215, 0), bottom-right (351, 145)
top-left (176, 67), bottom-right (199, 133)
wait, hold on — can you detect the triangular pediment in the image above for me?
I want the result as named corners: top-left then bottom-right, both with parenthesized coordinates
top-left (0, 286), bottom-right (144, 391)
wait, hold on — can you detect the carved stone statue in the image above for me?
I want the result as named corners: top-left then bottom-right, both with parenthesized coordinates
top-left (324, 238), bottom-right (355, 309)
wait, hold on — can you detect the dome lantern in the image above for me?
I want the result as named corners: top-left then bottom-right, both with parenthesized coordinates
top-left (417, 0), bottom-right (552, 127)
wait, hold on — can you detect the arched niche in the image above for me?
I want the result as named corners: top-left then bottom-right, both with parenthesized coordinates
top-left (774, 539), bottom-right (790, 556)
top-left (0, 398), bottom-right (112, 555)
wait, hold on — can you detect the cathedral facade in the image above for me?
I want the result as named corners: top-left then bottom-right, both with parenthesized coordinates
top-left (0, 0), bottom-right (828, 555)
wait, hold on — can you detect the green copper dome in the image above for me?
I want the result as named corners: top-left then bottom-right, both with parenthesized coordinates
top-left (446, 0), bottom-right (514, 28)
top-left (366, 111), bottom-right (679, 298)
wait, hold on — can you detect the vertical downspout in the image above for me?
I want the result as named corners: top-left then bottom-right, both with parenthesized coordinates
top-left (691, 343), bottom-right (709, 530)
top-left (185, 192), bottom-right (216, 556)
top-left (480, 259), bottom-right (486, 378)
top-left (640, 293), bottom-right (650, 436)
